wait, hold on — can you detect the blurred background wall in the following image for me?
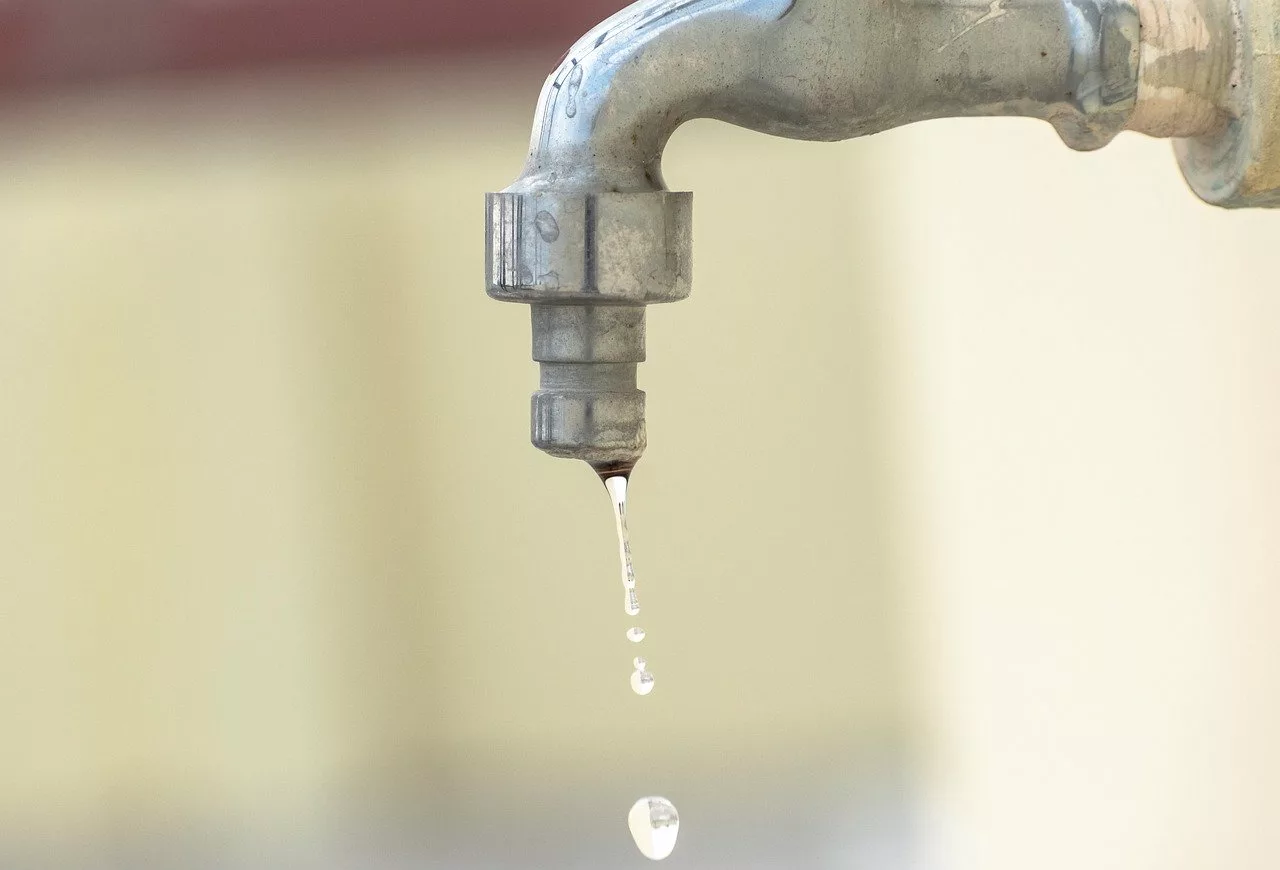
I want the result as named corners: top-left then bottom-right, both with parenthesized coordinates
top-left (0, 2), bottom-right (1276, 869)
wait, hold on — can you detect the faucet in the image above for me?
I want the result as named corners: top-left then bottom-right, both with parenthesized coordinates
top-left (486, 0), bottom-right (1278, 476)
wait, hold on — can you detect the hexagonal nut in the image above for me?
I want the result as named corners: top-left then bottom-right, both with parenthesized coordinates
top-left (487, 190), bottom-right (692, 304)
top-left (1176, 0), bottom-right (1280, 207)
top-left (531, 389), bottom-right (646, 466)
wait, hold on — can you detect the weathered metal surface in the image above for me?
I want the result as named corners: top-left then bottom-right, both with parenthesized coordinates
top-left (1175, 0), bottom-right (1280, 206)
top-left (487, 191), bottom-right (692, 306)
top-left (486, 0), bottom-right (1273, 468)
top-left (1127, 0), bottom-right (1237, 137)
top-left (506, 0), bottom-right (1142, 200)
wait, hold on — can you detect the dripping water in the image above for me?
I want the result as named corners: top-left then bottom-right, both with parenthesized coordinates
top-left (605, 475), bottom-right (640, 616)
top-left (593, 466), bottom-right (678, 852)
top-left (628, 796), bottom-right (680, 860)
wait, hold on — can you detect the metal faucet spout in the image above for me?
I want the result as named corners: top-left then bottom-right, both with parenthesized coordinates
top-left (513, 0), bottom-right (1156, 196)
top-left (488, 0), bottom-right (1269, 469)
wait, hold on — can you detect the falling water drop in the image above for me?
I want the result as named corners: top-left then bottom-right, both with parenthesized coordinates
top-left (627, 796), bottom-right (680, 860)
top-left (633, 657), bottom-right (646, 670)
top-left (630, 669), bottom-right (655, 696)
top-left (627, 627), bottom-right (646, 643)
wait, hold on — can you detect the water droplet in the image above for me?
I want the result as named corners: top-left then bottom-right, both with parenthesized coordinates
top-left (628, 796), bottom-right (679, 860)
top-left (627, 627), bottom-right (646, 643)
top-left (633, 657), bottom-right (646, 670)
top-left (630, 669), bottom-right (655, 696)
top-left (535, 210), bottom-right (560, 243)
top-left (565, 64), bottom-right (584, 118)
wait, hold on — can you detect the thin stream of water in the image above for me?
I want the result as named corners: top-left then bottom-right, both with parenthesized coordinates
top-left (605, 475), bottom-right (640, 616)
top-left (602, 474), bottom-right (677, 859)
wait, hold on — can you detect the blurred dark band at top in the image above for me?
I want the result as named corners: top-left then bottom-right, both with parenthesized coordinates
top-left (0, 0), bottom-right (627, 93)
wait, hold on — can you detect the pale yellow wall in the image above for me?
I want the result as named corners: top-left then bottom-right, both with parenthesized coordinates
top-left (874, 120), bottom-right (1280, 870)
top-left (0, 58), bottom-right (1277, 869)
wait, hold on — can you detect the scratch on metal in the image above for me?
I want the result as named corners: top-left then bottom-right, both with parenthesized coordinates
top-left (936, 0), bottom-right (1010, 52)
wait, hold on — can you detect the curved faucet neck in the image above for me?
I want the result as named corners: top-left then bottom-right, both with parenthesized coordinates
top-left (505, 0), bottom-right (1231, 197)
